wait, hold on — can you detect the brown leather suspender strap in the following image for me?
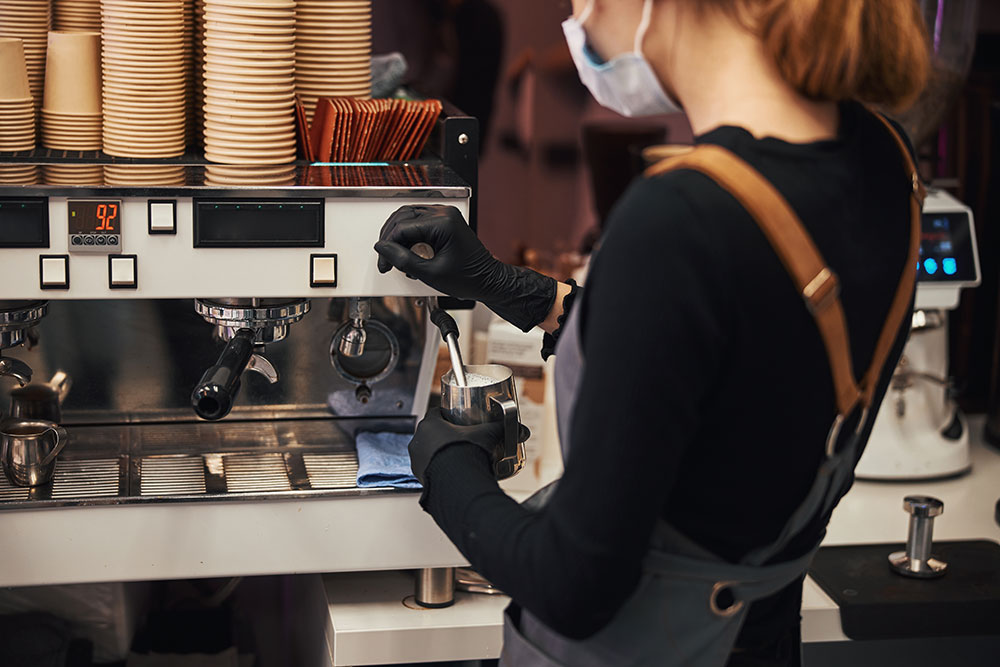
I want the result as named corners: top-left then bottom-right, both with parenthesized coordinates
top-left (861, 112), bottom-right (925, 406)
top-left (643, 117), bottom-right (922, 423)
top-left (645, 144), bottom-right (863, 417)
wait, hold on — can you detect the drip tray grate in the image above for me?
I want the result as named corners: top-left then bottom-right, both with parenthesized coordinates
top-left (0, 419), bottom-right (417, 508)
top-left (223, 454), bottom-right (291, 493)
top-left (51, 459), bottom-right (121, 499)
top-left (303, 452), bottom-right (359, 490)
top-left (0, 476), bottom-right (30, 501)
top-left (140, 457), bottom-right (207, 496)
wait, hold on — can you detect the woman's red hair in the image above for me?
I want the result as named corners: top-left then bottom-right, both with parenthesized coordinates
top-left (702, 0), bottom-right (931, 111)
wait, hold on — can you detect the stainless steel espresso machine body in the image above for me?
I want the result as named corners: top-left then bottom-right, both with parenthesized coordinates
top-left (0, 111), bottom-right (481, 589)
top-left (0, 161), bottom-right (469, 508)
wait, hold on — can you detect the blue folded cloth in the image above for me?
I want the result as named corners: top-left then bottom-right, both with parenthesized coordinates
top-left (355, 431), bottom-right (421, 489)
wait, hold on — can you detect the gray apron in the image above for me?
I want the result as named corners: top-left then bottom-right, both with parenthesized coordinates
top-left (500, 302), bottom-right (858, 667)
top-left (500, 119), bottom-right (922, 666)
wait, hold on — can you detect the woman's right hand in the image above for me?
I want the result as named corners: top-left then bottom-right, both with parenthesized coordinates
top-left (376, 204), bottom-right (560, 333)
top-left (374, 204), bottom-right (509, 302)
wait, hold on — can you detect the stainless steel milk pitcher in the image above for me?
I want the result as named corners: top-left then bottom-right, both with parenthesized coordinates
top-left (0, 418), bottom-right (69, 487)
top-left (9, 370), bottom-right (71, 423)
top-left (440, 364), bottom-right (525, 480)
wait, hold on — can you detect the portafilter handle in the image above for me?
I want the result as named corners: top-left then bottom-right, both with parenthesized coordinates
top-left (191, 328), bottom-right (277, 421)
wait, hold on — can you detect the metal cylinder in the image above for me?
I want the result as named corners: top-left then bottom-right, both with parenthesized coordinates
top-left (338, 322), bottom-right (367, 358)
top-left (415, 567), bottom-right (455, 608)
top-left (889, 495), bottom-right (947, 578)
top-left (338, 298), bottom-right (372, 358)
top-left (907, 513), bottom-right (934, 564)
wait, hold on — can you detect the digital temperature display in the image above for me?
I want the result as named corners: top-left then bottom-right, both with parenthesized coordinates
top-left (68, 200), bottom-right (121, 234)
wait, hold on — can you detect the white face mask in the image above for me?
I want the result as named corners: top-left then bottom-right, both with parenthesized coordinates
top-left (562, 0), bottom-right (680, 117)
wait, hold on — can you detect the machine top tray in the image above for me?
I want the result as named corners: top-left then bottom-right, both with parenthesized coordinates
top-left (0, 154), bottom-right (470, 198)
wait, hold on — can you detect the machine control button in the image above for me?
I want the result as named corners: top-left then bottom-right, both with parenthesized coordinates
top-left (310, 254), bottom-right (338, 287)
top-left (96, 235), bottom-right (107, 245)
top-left (71, 235), bottom-right (83, 246)
top-left (148, 200), bottom-right (177, 234)
top-left (108, 254), bottom-right (137, 289)
top-left (83, 235), bottom-right (95, 245)
top-left (39, 255), bottom-right (69, 290)
top-left (108, 235), bottom-right (119, 246)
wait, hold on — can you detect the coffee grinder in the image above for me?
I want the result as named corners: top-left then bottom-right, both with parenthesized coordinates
top-left (855, 189), bottom-right (981, 480)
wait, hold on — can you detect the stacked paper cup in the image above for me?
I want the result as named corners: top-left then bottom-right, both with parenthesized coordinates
top-left (0, 0), bottom-right (51, 106)
top-left (184, 0), bottom-right (197, 146)
top-left (0, 162), bottom-right (39, 185)
top-left (0, 38), bottom-right (37, 183)
top-left (43, 163), bottom-right (104, 185)
top-left (54, 0), bottom-right (102, 32)
top-left (295, 0), bottom-right (372, 122)
top-left (104, 164), bottom-right (186, 185)
top-left (203, 0), bottom-right (297, 164)
top-left (42, 31), bottom-right (102, 151)
top-left (0, 38), bottom-right (37, 152)
top-left (204, 164), bottom-right (296, 186)
top-left (102, 0), bottom-right (187, 158)
top-left (193, 0), bottom-right (206, 141)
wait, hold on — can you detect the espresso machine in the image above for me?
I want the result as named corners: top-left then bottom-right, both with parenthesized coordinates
top-left (0, 113), bottom-right (482, 597)
top-left (0, 157), bottom-right (472, 489)
top-left (855, 189), bottom-right (981, 480)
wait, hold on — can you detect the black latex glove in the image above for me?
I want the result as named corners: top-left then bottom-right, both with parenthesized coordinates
top-left (408, 407), bottom-right (530, 486)
top-left (374, 205), bottom-right (558, 332)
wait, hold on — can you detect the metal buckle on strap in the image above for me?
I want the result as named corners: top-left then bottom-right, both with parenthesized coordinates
top-left (825, 403), bottom-right (870, 458)
top-left (911, 172), bottom-right (927, 204)
top-left (803, 268), bottom-right (839, 315)
top-left (824, 414), bottom-right (845, 458)
top-left (854, 406), bottom-right (870, 437)
top-left (709, 581), bottom-right (745, 618)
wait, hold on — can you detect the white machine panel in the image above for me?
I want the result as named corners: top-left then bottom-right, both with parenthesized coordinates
top-left (0, 195), bottom-right (470, 299)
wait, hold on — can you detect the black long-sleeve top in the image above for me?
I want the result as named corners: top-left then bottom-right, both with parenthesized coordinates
top-left (421, 101), bottom-right (914, 650)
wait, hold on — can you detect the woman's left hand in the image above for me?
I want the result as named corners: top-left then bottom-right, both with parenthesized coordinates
top-left (409, 409), bottom-right (530, 485)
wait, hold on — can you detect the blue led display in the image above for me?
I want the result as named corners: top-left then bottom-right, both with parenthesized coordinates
top-left (919, 211), bottom-right (976, 283)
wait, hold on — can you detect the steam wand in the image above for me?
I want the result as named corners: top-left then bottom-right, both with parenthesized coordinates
top-left (409, 243), bottom-right (468, 388)
top-left (426, 297), bottom-right (467, 388)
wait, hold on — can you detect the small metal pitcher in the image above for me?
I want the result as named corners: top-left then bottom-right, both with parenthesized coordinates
top-left (9, 370), bottom-right (71, 423)
top-left (0, 418), bottom-right (69, 487)
top-left (440, 364), bottom-right (525, 480)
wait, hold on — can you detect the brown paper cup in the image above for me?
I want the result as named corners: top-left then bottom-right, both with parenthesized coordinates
top-left (0, 38), bottom-right (32, 101)
top-left (43, 31), bottom-right (101, 114)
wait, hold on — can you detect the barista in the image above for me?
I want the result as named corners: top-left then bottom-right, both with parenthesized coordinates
top-left (374, 1), bottom-right (930, 665)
